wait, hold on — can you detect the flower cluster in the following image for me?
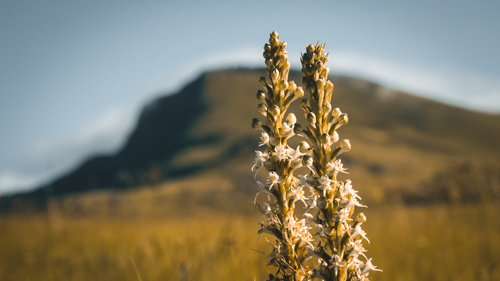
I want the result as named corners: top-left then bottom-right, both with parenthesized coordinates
top-left (251, 32), bottom-right (381, 281)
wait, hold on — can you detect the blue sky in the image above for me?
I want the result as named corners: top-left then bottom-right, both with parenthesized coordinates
top-left (1, 0), bottom-right (499, 194)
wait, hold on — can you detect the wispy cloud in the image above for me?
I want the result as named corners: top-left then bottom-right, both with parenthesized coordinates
top-left (329, 52), bottom-right (500, 113)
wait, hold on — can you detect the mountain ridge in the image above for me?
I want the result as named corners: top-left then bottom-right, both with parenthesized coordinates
top-left (2, 68), bottom-right (500, 212)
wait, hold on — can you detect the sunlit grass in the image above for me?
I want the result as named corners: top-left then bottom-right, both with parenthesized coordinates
top-left (0, 204), bottom-right (498, 281)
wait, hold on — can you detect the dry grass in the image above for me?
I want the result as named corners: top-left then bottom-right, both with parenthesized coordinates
top-left (1, 203), bottom-right (498, 281)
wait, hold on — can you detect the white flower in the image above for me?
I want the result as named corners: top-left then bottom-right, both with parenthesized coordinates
top-left (340, 196), bottom-right (367, 209)
top-left (332, 159), bottom-right (348, 177)
top-left (328, 254), bottom-right (343, 276)
top-left (351, 223), bottom-right (370, 243)
top-left (360, 258), bottom-right (382, 275)
top-left (266, 172), bottom-right (280, 190)
top-left (349, 239), bottom-right (368, 259)
top-left (339, 208), bottom-right (353, 229)
top-left (275, 145), bottom-right (289, 161)
top-left (288, 185), bottom-right (308, 207)
top-left (259, 132), bottom-right (270, 146)
top-left (252, 150), bottom-right (269, 178)
top-left (317, 175), bottom-right (333, 197)
top-left (342, 180), bottom-right (360, 199)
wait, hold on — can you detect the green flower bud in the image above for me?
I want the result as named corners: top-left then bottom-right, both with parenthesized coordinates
top-left (258, 103), bottom-right (267, 116)
top-left (340, 139), bottom-right (351, 152)
top-left (357, 213), bottom-right (367, 223)
top-left (316, 78), bottom-right (325, 90)
top-left (332, 108), bottom-right (342, 119)
top-left (323, 101), bottom-right (332, 115)
top-left (299, 141), bottom-right (310, 153)
top-left (302, 155), bottom-right (313, 167)
top-left (339, 113), bottom-right (349, 125)
top-left (270, 69), bottom-right (279, 83)
top-left (279, 80), bottom-right (289, 91)
top-left (321, 133), bottom-right (331, 146)
top-left (259, 77), bottom-right (267, 88)
top-left (325, 81), bottom-right (334, 93)
top-left (286, 113), bottom-right (297, 125)
top-left (307, 112), bottom-right (316, 125)
top-left (294, 123), bottom-right (304, 135)
top-left (270, 31), bottom-right (279, 40)
top-left (321, 66), bottom-right (330, 79)
top-left (295, 87), bottom-right (304, 98)
top-left (331, 131), bottom-right (339, 143)
top-left (256, 90), bottom-right (266, 100)
top-left (271, 105), bottom-right (280, 117)
top-left (306, 44), bottom-right (315, 54)
top-left (252, 118), bottom-right (262, 130)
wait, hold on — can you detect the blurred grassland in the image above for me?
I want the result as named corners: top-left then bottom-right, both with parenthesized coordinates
top-left (1, 203), bottom-right (498, 281)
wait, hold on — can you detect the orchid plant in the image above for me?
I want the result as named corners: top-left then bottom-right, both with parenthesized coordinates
top-left (252, 31), bottom-right (381, 281)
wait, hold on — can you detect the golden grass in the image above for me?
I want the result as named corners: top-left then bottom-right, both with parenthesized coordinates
top-left (1, 204), bottom-right (499, 281)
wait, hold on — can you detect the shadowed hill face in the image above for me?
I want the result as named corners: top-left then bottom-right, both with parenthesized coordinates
top-left (6, 74), bottom-right (207, 202)
top-left (2, 69), bottom-right (500, 212)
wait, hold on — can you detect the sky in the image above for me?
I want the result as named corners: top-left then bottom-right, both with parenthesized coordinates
top-left (1, 0), bottom-right (499, 194)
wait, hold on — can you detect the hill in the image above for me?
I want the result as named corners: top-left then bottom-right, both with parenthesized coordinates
top-left (2, 68), bottom-right (500, 212)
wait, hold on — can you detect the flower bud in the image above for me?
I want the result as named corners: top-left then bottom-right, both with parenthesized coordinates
top-left (258, 77), bottom-right (267, 88)
top-left (325, 81), bottom-right (334, 93)
top-left (271, 105), bottom-right (280, 117)
top-left (264, 43), bottom-right (271, 51)
top-left (306, 83), bottom-right (316, 94)
top-left (340, 139), bottom-right (351, 152)
top-left (323, 101), bottom-right (331, 115)
top-left (321, 133), bottom-right (331, 146)
top-left (316, 59), bottom-right (324, 69)
top-left (263, 50), bottom-right (271, 59)
top-left (270, 69), bottom-right (279, 83)
top-left (302, 77), bottom-right (308, 87)
top-left (256, 90), bottom-right (266, 100)
top-left (293, 123), bottom-right (304, 135)
top-left (321, 66), bottom-right (330, 79)
top-left (287, 81), bottom-right (297, 92)
top-left (313, 71), bottom-right (320, 81)
top-left (252, 118), bottom-right (262, 130)
top-left (302, 155), bottom-right (313, 167)
top-left (307, 112), bottom-right (316, 125)
top-left (295, 87), bottom-right (304, 98)
top-left (338, 113), bottom-right (349, 125)
top-left (357, 213), bottom-right (367, 223)
top-left (316, 78), bottom-right (325, 90)
top-left (281, 61), bottom-right (290, 72)
top-left (286, 113), bottom-right (297, 125)
top-left (299, 141), bottom-right (310, 153)
top-left (257, 103), bottom-right (267, 115)
top-left (306, 44), bottom-right (315, 54)
top-left (279, 80), bottom-right (289, 91)
top-left (332, 108), bottom-right (342, 119)
top-left (331, 131), bottom-right (339, 143)
top-left (265, 58), bottom-right (273, 67)
top-left (271, 31), bottom-right (279, 40)
top-left (300, 98), bottom-right (309, 109)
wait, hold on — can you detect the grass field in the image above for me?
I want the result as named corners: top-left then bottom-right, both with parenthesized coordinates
top-left (1, 203), bottom-right (498, 281)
